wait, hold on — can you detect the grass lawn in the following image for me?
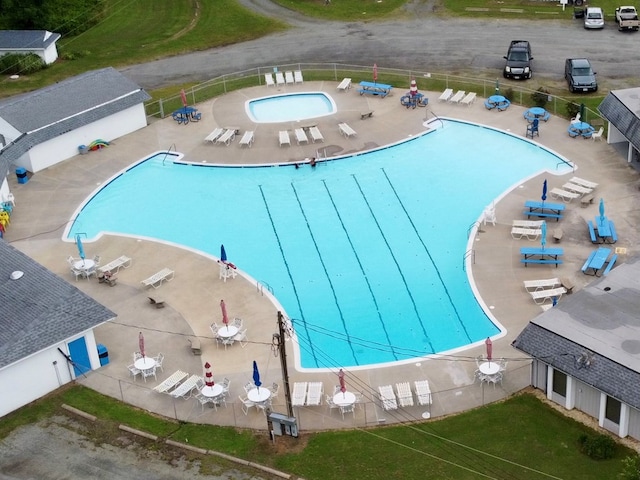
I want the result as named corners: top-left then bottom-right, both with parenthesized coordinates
top-left (1, 385), bottom-right (631, 479)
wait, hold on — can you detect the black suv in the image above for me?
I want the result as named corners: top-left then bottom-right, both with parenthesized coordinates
top-left (565, 58), bottom-right (598, 93)
top-left (503, 41), bottom-right (533, 79)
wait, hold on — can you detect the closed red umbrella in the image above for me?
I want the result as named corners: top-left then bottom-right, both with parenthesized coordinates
top-left (204, 361), bottom-right (214, 387)
top-left (138, 331), bottom-right (145, 359)
top-left (373, 63), bottom-right (378, 83)
top-left (485, 337), bottom-right (493, 362)
top-left (220, 299), bottom-right (228, 328)
top-left (180, 89), bottom-right (188, 107)
top-left (338, 368), bottom-right (346, 394)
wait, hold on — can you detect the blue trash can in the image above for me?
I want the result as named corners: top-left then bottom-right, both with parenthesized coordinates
top-left (97, 344), bottom-right (109, 366)
top-left (15, 167), bottom-right (28, 184)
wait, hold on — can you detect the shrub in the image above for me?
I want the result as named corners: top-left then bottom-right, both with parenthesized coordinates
top-left (0, 53), bottom-right (46, 75)
top-left (567, 102), bottom-right (580, 119)
top-left (578, 432), bottom-right (617, 460)
top-left (503, 87), bottom-right (514, 102)
top-left (619, 455), bottom-right (640, 480)
top-left (531, 87), bottom-right (550, 108)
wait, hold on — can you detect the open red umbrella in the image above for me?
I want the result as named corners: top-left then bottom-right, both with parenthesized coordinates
top-left (180, 89), bottom-right (188, 107)
top-left (204, 361), bottom-right (214, 387)
top-left (138, 331), bottom-right (145, 359)
top-left (485, 337), bottom-right (493, 362)
top-left (338, 368), bottom-right (346, 394)
top-left (220, 299), bottom-right (229, 329)
top-left (373, 63), bottom-right (378, 83)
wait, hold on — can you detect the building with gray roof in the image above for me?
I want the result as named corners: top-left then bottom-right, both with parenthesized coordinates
top-left (512, 256), bottom-right (640, 440)
top-left (0, 239), bottom-right (115, 417)
top-left (598, 88), bottom-right (640, 164)
top-left (0, 30), bottom-right (61, 64)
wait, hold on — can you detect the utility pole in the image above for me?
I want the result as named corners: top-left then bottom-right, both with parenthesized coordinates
top-left (275, 311), bottom-right (294, 418)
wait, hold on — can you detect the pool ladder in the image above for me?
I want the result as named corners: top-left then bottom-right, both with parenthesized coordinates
top-left (257, 280), bottom-right (274, 296)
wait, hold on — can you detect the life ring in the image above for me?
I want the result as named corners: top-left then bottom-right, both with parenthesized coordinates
top-left (223, 261), bottom-right (237, 269)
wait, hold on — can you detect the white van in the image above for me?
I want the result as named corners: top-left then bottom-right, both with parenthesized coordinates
top-left (584, 7), bottom-right (605, 29)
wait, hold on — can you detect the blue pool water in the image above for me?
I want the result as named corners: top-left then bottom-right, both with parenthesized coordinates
top-left (246, 92), bottom-right (336, 123)
top-left (67, 120), bottom-right (572, 370)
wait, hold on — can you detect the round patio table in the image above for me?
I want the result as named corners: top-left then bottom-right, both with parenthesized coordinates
top-left (134, 357), bottom-right (156, 370)
top-left (217, 325), bottom-right (238, 338)
top-left (479, 361), bottom-right (501, 375)
top-left (247, 387), bottom-right (271, 403)
top-left (201, 384), bottom-right (224, 398)
top-left (73, 259), bottom-right (95, 272)
top-left (333, 391), bottom-right (356, 407)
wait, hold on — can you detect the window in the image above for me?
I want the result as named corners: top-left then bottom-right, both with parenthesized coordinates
top-left (552, 369), bottom-right (567, 397)
top-left (605, 397), bottom-right (621, 424)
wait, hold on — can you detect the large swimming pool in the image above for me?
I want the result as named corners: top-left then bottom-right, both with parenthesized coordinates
top-left (66, 120), bottom-right (572, 370)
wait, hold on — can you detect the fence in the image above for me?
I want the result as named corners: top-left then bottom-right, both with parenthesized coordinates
top-left (144, 63), bottom-right (605, 126)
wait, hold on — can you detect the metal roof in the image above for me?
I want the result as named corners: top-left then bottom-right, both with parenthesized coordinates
top-left (0, 30), bottom-right (61, 50)
top-left (512, 256), bottom-right (640, 409)
top-left (598, 88), bottom-right (640, 152)
top-left (0, 240), bottom-right (116, 370)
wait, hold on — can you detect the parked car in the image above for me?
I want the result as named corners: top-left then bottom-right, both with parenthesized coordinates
top-left (584, 7), bottom-right (605, 29)
top-left (503, 40), bottom-right (533, 79)
top-left (565, 58), bottom-right (598, 93)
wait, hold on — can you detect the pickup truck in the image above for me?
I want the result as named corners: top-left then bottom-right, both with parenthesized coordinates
top-left (615, 6), bottom-right (640, 31)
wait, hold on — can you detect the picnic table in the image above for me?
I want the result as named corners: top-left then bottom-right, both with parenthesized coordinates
top-left (484, 95), bottom-right (510, 111)
top-left (523, 107), bottom-right (550, 123)
top-left (581, 247), bottom-right (612, 276)
top-left (568, 121), bottom-right (595, 139)
top-left (520, 247), bottom-right (564, 267)
top-left (358, 81), bottom-right (392, 97)
top-left (524, 200), bottom-right (565, 221)
top-left (172, 106), bottom-right (201, 124)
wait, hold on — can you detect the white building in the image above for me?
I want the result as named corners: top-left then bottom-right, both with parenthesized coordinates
top-left (0, 30), bottom-right (61, 65)
top-left (0, 240), bottom-right (115, 418)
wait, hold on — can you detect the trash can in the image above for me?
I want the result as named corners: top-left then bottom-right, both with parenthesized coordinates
top-left (78, 145), bottom-right (89, 155)
top-left (15, 167), bottom-right (28, 184)
top-left (97, 344), bottom-right (109, 366)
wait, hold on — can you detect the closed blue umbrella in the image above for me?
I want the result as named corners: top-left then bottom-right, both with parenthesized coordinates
top-left (541, 220), bottom-right (547, 250)
top-left (252, 360), bottom-right (262, 389)
top-left (552, 296), bottom-right (558, 307)
top-left (541, 179), bottom-right (547, 206)
top-left (599, 198), bottom-right (605, 222)
top-left (220, 244), bottom-right (227, 263)
top-left (75, 234), bottom-right (85, 261)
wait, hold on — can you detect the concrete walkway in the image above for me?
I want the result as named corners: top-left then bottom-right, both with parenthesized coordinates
top-left (5, 82), bottom-right (640, 431)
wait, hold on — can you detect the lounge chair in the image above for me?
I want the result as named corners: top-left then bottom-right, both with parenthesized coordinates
top-left (294, 128), bottom-right (309, 144)
top-left (215, 129), bottom-right (236, 146)
top-left (309, 126), bottom-right (324, 143)
top-left (264, 73), bottom-right (275, 87)
top-left (396, 382), bottom-right (414, 407)
top-left (279, 130), bottom-right (291, 147)
top-left (239, 131), bottom-right (254, 148)
top-left (448, 90), bottom-right (465, 103)
top-left (338, 122), bottom-right (357, 137)
top-left (337, 78), bottom-right (352, 91)
top-left (438, 88), bottom-right (453, 101)
top-left (523, 278), bottom-right (561, 292)
top-left (306, 382), bottom-right (323, 406)
top-left (529, 287), bottom-right (567, 305)
top-left (378, 385), bottom-right (398, 411)
top-left (414, 380), bottom-right (432, 405)
top-left (292, 382), bottom-right (307, 406)
top-left (275, 72), bottom-right (285, 86)
top-left (511, 227), bottom-right (542, 240)
top-left (141, 268), bottom-right (174, 289)
top-left (562, 182), bottom-right (592, 196)
top-left (285, 71), bottom-right (294, 84)
top-left (460, 92), bottom-right (477, 106)
top-left (569, 177), bottom-right (598, 189)
top-left (549, 187), bottom-right (580, 203)
top-left (205, 128), bottom-right (224, 143)
top-left (98, 255), bottom-right (132, 274)
top-left (294, 70), bottom-right (304, 83)
top-left (512, 220), bottom-right (544, 229)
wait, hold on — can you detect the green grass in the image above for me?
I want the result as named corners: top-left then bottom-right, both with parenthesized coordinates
top-left (2, 385), bottom-right (633, 479)
top-left (270, 0), bottom-right (409, 20)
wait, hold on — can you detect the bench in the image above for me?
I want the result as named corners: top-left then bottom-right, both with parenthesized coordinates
top-left (603, 254), bottom-right (618, 276)
top-left (521, 259), bottom-right (564, 267)
top-left (609, 221), bottom-right (618, 243)
top-left (148, 296), bottom-right (165, 308)
top-left (360, 111), bottom-right (374, 120)
top-left (581, 251), bottom-right (598, 273)
top-left (141, 268), bottom-right (174, 289)
top-left (522, 210), bottom-right (563, 221)
top-left (587, 221), bottom-right (598, 244)
top-left (580, 194), bottom-right (594, 208)
top-left (553, 228), bottom-right (563, 243)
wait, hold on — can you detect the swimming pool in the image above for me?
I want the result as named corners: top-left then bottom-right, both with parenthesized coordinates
top-left (67, 120), bottom-right (572, 370)
top-left (246, 92), bottom-right (336, 123)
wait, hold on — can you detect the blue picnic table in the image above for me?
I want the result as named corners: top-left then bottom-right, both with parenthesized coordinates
top-left (523, 107), bottom-right (550, 123)
top-left (581, 247), bottom-right (612, 276)
top-left (568, 121), bottom-right (595, 139)
top-left (524, 200), bottom-right (565, 221)
top-left (172, 106), bottom-right (201, 124)
top-left (589, 217), bottom-right (618, 244)
top-left (358, 81), bottom-right (393, 97)
top-left (520, 247), bottom-right (564, 267)
top-left (484, 95), bottom-right (510, 111)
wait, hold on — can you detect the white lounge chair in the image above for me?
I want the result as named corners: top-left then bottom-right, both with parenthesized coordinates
top-left (550, 187), bottom-right (580, 203)
top-left (512, 220), bottom-right (544, 229)
top-left (395, 382), bottom-right (414, 407)
top-left (569, 177), bottom-right (599, 189)
top-left (591, 127), bottom-right (604, 141)
top-left (279, 130), bottom-right (291, 147)
top-left (170, 374), bottom-right (203, 399)
top-left (141, 268), bottom-right (174, 289)
top-left (97, 255), bottom-right (132, 274)
top-left (275, 72), bottom-right (285, 86)
top-left (153, 370), bottom-right (188, 393)
top-left (337, 78), bottom-right (352, 91)
top-left (294, 70), bottom-right (304, 84)
top-left (264, 73), bottom-right (275, 87)
top-left (530, 287), bottom-right (567, 305)
top-left (438, 88), bottom-right (453, 101)
top-left (378, 385), bottom-right (398, 411)
top-left (294, 128), bottom-right (309, 144)
top-left (511, 227), bottom-right (542, 240)
top-left (562, 182), bottom-right (593, 196)
top-left (338, 123), bottom-right (357, 137)
top-left (205, 128), bottom-right (224, 143)
top-left (285, 71), bottom-right (294, 84)
top-left (460, 92), bottom-right (477, 106)
top-left (449, 90), bottom-right (465, 103)
top-left (292, 382), bottom-right (307, 406)
top-left (309, 126), bottom-right (324, 143)
top-left (239, 131), bottom-right (254, 148)
top-left (215, 129), bottom-right (236, 146)
top-left (414, 380), bottom-right (432, 406)
top-left (523, 278), bottom-right (561, 292)
top-left (306, 382), bottom-right (323, 406)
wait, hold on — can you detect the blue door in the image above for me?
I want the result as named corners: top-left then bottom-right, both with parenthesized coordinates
top-left (68, 337), bottom-right (91, 377)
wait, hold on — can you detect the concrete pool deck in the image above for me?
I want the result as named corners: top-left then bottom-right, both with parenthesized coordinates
top-left (5, 81), bottom-right (640, 431)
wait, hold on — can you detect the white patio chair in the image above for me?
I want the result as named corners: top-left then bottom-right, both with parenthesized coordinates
top-left (153, 353), bottom-right (164, 372)
top-left (233, 328), bottom-right (248, 348)
top-left (133, 351), bottom-right (143, 362)
top-left (232, 317), bottom-right (243, 328)
top-left (325, 394), bottom-right (339, 413)
top-left (591, 127), bottom-right (604, 141)
top-left (70, 267), bottom-right (83, 281)
top-left (128, 364), bottom-right (141, 380)
top-left (340, 403), bottom-right (356, 419)
top-left (67, 255), bottom-right (75, 267)
top-left (195, 392), bottom-right (215, 411)
top-left (244, 382), bottom-right (254, 394)
top-left (270, 382), bottom-right (279, 400)
top-left (239, 395), bottom-right (255, 415)
top-left (141, 365), bottom-right (157, 382)
top-left (92, 254), bottom-right (101, 267)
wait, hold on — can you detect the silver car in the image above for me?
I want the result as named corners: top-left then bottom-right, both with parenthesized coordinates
top-left (584, 7), bottom-right (605, 29)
